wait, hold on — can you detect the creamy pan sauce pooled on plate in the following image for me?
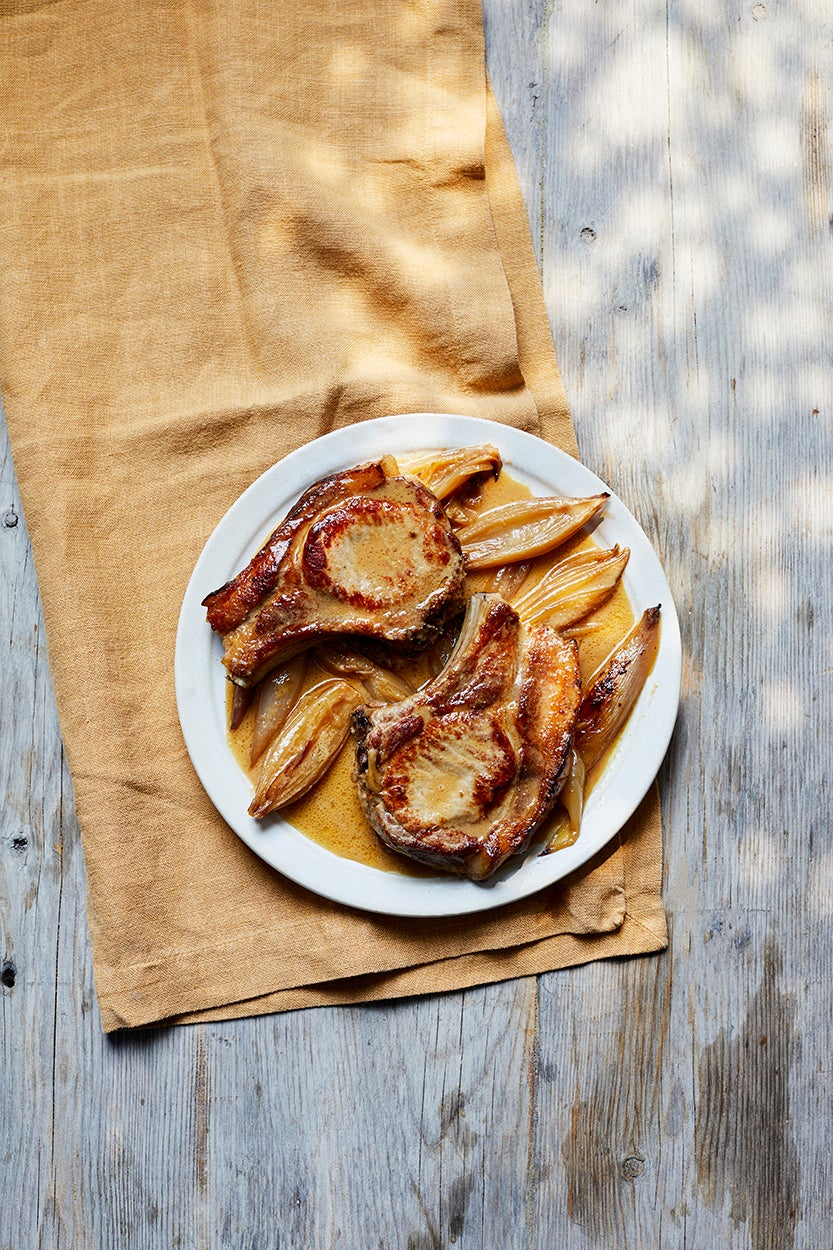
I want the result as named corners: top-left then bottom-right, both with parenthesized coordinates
top-left (204, 446), bottom-right (660, 881)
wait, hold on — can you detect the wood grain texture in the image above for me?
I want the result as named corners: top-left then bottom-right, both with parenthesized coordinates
top-left (2, 0), bottom-right (832, 1246)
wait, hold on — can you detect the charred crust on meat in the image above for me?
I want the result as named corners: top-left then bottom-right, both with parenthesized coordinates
top-left (353, 593), bottom-right (583, 880)
top-left (301, 499), bottom-right (457, 610)
top-left (203, 460), bottom-right (389, 635)
top-left (203, 461), bottom-right (467, 686)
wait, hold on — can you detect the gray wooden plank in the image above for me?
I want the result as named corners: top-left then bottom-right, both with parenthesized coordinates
top-left (483, 0), bottom-right (548, 266)
top-left (1, 430), bottom-right (68, 1250)
top-left (487, 0), bottom-right (685, 1242)
top-left (37, 988), bottom-right (538, 1249)
top-left (526, 0), bottom-right (833, 1244)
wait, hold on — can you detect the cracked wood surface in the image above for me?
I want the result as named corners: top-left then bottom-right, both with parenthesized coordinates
top-left (2, 0), bottom-right (832, 1246)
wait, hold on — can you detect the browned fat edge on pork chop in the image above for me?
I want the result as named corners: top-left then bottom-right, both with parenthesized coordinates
top-left (203, 459), bottom-right (389, 636)
top-left (353, 593), bottom-right (582, 880)
top-left (203, 458), bottom-right (467, 687)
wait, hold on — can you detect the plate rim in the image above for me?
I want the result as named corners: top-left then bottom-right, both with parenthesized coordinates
top-left (174, 413), bottom-right (681, 918)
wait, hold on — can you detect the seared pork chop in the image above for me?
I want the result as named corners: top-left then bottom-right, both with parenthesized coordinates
top-left (352, 593), bottom-right (582, 880)
top-left (203, 457), bottom-right (467, 687)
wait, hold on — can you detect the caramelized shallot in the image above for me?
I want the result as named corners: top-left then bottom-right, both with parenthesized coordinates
top-left (540, 748), bottom-right (586, 854)
top-left (443, 497), bottom-right (481, 528)
top-left (541, 607), bottom-right (661, 855)
top-left (249, 678), bottom-right (365, 818)
top-left (479, 559), bottom-right (533, 601)
top-left (230, 684), bottom-right (254, 732)
top-left (250, 654), bottom-right (308, 766)
top-left (314, 643), bottom-right (414, 704)
top-left (404, 444), bottom-right (502, 501)
top-left (512, 545), bottom-right (630, 630)
top-left (455, 494), bottom-right (609, 570)
top-left (574, 606), bottom-right (662, 770)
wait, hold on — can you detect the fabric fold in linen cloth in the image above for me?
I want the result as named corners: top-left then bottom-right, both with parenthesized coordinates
top-left (0, 0), bottom-right (666, 1032)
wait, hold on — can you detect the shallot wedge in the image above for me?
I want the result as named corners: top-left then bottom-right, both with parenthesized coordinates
top-left (479, 559), bottom-right (533, 602)
top-left (249, 678), bottom-right (365, 818)
top-left (230, 684), bottom-right (254, 732)
top-left (512, 545), bottom-right (630, 630)
top-left (250, 654), bottom-right (308, 766)
top-left (540, 606), bottom-right (661, 854)
top-left (314, 643), bottom-right (414, 704)
top-left (455, 494), bottom-right (609, 570)
top-left (403, 444), bottom-right (502, 501)
top-left (574, 606), bottom-right (662, 771)
top-left (540, 748), bottom-right (586, 854)
top-left (443, 497), bottom-right (481, 528)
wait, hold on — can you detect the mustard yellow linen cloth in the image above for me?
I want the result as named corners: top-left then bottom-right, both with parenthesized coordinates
top-left (0, 0), bottom-right (666, 1031)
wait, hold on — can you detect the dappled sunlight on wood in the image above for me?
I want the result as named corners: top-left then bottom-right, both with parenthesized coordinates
top-left (787, 470), bottom-right (833, 539)
top-left (761, 677), bottom-right (805, 732)
top-left (483, 1), bottom-right (832, 1236)
top-left (750, 565), bottom-right (788, 621)
top-left (736, 829), bottom-right (791, 889)
top-left (807, 848), bottom-right (833, 918)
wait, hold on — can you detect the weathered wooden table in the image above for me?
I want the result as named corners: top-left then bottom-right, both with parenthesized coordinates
top-left (2, 1), bottom-right (830, 1245)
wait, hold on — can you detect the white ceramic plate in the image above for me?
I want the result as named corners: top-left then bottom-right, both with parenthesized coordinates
top-left (175, 413), bottom-right (681, 917)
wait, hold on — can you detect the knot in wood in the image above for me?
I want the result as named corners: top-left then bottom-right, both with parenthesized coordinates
top-left (621, 1154), bottom-right (645, 1180)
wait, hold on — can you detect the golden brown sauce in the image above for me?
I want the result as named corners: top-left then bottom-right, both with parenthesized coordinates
top-left (227, 467), bottom-right (635, 873)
